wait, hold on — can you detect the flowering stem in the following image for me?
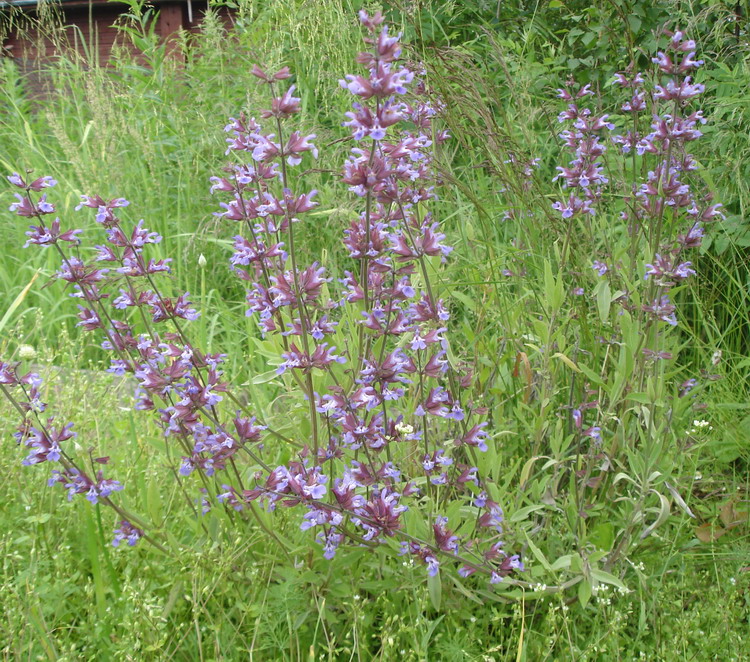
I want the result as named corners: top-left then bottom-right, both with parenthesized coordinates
top-left (269, 97), bottom-right (319, 457)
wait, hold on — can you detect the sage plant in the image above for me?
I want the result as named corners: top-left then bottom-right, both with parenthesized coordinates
top-left (3, 12), bottom-right (525, 587)
top-left (550, 29), bottom-right (724, 444)
top-left (209, 11), bottom-right (522, 582)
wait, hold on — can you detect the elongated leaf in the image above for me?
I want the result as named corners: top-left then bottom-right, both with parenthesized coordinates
top-left (596, 280), bottom-right (611, 324)
top-left (510, 504), bottom-right (547, 523)
top-left (578, 576), bottom-right (592, 607)
top-left (640, 491), bottom-right (671, 539)
top-left (552, 352), bottom-right (581, 372)
top-left (252, 369), bottom-right (282, 385)
top-left (664, 481), bottom-right (696, 519)
top-left (0, 269), bottom-right (40, 336)
top-left (591, 568), bottom-right (626, 590)
top-left (427, 571), bottom-right (442, 611)
top-left (550, 555), bottom-right (573, 571)
top-left (524, 532), bottom-right (552, 572)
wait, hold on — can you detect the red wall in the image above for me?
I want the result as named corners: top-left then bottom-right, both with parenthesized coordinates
top-left (2, 1), bottom-right (229, 65)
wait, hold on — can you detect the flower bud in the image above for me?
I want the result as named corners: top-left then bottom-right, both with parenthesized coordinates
top-left (198, 253), bottom-right (207, 269)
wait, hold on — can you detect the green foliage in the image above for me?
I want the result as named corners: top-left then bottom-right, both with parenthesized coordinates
top-left (1, 0), bottom-right (749, 659)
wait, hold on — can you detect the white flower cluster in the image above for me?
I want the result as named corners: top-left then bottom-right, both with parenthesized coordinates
top-left (688, 419), bottom-right (713, 434)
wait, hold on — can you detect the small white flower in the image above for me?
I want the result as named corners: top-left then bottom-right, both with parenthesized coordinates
top-left (18, 344), bottom-right (36, 359)
top-left (395, 422), bottom-right (414, 435)
top-left (198, 253), bottom-right (207, 268)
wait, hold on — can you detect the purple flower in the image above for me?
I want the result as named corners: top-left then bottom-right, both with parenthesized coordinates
top-left (552, 194), bottom-right (595, 219)
top-left (459, 423), bottom-right (488, 452)
top-left (7, 173), bottom-right (57, 190)
top-left (57, 256), bottom-right (109, 285)
top-left (10, 193), bottom-right (54, 216)
top-left (644, 254), bottom-right (695, 283)
top-left (150, 293), bottom-right (199, 323)
top-left (592, 260), bottom-right (608, 276)
top-left (112, 520), bottom-right (143, 547)
top-left (353, 488), bottom-right (407, 540)
top-left (425, 554), bottom-right (440, 577)
top-left (277, 343), bottom-right (346, 375)
top-left (76, 306), bottom-right (102, 331)
top-left (76, 195), bottom-right (129, 226)
top-left (283, 131), bottom-right (318, 166)
top-left (583, 426), bottom-right (602, 442)
top-left (642, 348), bottom-right (673, 361)
top-left (316, 529), bottom-right (342, 559)
top-left (679, 378), bottom-right (697, 398)
top-left (433, 516), bottom-right (459, 554)
top-left (642, 296), bottom-right (678, 326)
top-left (478, 501), bottom-right (504, 534)
top-left (263, 84), bottom-right (302, 118)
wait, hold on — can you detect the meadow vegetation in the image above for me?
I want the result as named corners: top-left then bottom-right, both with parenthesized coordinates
top-left (0, 1), bottom-right (748, 659)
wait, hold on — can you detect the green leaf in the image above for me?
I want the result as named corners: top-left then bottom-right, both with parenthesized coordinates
top-left (550, 555), bottom-right (573, 571)
top-left (251, 369), bottom-right (281, 385)
top-left (591, 568), bottom-right (626, 590)
top-left (427, 571), bottom-right (442, 611)
top-left (596, 279), bottom-right (611, 324)
top-left (0, 269), bottom-right (40, 336)
top-left (581, 31), bottom-right (596, 46)
top-left (640, 491), bottom-right (671, 539)
top-left (84, 509), bottom-right (107, 620)
top-left (449, 575), bottom-right (484, 605)
top-left (420, 614), bottom-right (445, 651)
top-left (589, 522), bottom-right (614, 551)
top-left (147, 476), bottom-right (162, 524)
top-left (552, 352), bottom-right (581, 373)
top-left (524, 532), bottom-right (552, 572)
top-left (577, 362), bottom-right (604, 386)
top-left (591, 568), bottom-right (627, 590)
top-left (578, 577), bottom-right (592, 607)
top-left (451, 289), bottom-right (479, 312)
top-left (627, 15), bottom-right (642, 33)
top-left (543, 260), bottom-right (564, 312)
top-left (25, 513), bottom-right (52, 525)
top-left (626, 392), bottom-right (655, 404)
top-left (510, 504), bottom-right (547, 523)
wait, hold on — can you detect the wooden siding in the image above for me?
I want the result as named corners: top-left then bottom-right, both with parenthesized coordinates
top-left (1, 1), bottom-right (229, 65)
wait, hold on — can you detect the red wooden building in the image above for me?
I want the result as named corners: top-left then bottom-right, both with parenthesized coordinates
top-left (1, 0), bottom-right (218, 66)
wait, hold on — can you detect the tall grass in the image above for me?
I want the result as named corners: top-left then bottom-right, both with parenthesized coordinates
top-left (1, 0), bottom-right (362, 359)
